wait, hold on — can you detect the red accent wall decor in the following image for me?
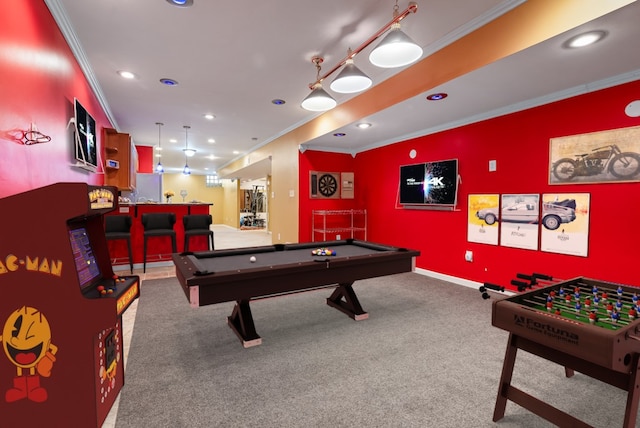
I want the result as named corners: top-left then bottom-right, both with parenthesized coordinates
top-left (0, 2), bottom-right (112, 198)
top-left (300, 79), bottom-right (640, 289)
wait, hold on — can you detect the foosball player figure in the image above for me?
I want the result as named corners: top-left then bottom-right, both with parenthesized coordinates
top-left (617, 285), bottom-right (624, 297)
top-left (593, 294), bottom-right (601, 307)
top-left (589, 310), bottom-right (597, 324)
top-left (602, 291), bottom-right (608, 302)
top-left (574, 287), bottom-right (581, 300)
top-left (558, 287), bottom-right (565, 297)
top-left (565, 294), bottom-right (572, 305)
top-left (549, 290), bottom-right (556, 298)
top-left (592, 285), bottom-right (599, 296)
top-left (629, 306), bottom-right (637, 321)
top-left (574, 301), bottom-right (582, 313)
top-left (611, 309), bottom-right (621, 323)
top-left (606, 302), bottom-right (614, 315)
top-left (633, 293), bottom-right (639, 305)
top-left (616, 299), bottom-right (624, 311)
top-left (584, 297), bottom-right (591, 309)
top-left (546, 301), bottom-right (553, 312)
top-left (555, 308), bottom-right (562, 316)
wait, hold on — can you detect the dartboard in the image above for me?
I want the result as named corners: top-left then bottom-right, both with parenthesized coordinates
top-left (318, 174), bottom-right (338, 197)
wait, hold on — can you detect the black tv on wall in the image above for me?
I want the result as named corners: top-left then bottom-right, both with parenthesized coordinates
top-left (399, 159), bottom-right (459, 206)
top-left (73, 98), bottom-right (98, 172)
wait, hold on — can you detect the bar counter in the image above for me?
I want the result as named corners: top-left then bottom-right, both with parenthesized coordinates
top-left (105, 202), bottom-right (212, 268)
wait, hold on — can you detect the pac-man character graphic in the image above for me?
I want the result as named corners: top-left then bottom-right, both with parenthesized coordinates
top-left (0, 306), bottom-right (58, 403)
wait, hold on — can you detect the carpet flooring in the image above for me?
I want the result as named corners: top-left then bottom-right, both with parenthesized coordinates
top-left (115, 273), bottom-right (635, 427)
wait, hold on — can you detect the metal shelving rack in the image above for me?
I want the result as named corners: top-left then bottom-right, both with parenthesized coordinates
top-left (312, 209), bottom-right (367, 242)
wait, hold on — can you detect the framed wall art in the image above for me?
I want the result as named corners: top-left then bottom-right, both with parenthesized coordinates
top-left (549, 125), bottom-right (640, 185)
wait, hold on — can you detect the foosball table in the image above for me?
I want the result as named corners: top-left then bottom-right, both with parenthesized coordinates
top-left (492, 276), bottom-right (640, 427)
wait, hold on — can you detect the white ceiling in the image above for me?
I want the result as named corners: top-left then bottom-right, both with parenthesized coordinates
top-left (47, 0), bottom-right (640, 178)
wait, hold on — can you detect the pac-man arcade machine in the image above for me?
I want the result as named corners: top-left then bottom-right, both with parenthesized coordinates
top-left (0, 183), bottom-right (140, 427)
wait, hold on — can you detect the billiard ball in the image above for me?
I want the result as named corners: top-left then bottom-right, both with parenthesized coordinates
top-left (250, 256), bottom-right (256, 263)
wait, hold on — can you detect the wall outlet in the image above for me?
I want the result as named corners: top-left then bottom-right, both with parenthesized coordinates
top-left (465, 250), bottom-right (473, 262)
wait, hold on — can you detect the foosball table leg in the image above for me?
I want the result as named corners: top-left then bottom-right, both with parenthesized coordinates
top-left (623, 353), bottom-right (640, 428)
top-left (493, 333), bottom-right (518, 422)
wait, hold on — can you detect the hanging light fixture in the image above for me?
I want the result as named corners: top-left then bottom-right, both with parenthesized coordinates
top-left (183, 125), bottom-right (196, 157)
top-left (369, 1), bottom-right (423, 68)
top-left (182, 125), bottom-right (192, 175)
top-left (330, 50), bottom-right (372, 94)
top-left (302, 2), bottom-right (419, 108)
top-left (155, 122), bottom-right (164, 174)
top-left (301, 57), bottom-right (337, 112)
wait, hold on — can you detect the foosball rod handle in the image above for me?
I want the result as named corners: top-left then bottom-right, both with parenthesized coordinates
top-left (511, 279), bottom-right (529, 292)
top-left (516, 273), bottom-right (537, 285)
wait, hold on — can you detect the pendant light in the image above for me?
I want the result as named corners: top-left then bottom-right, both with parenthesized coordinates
top-left (369, 2), bottom-right (423, 68)
top-left (329, 50), bottom-right (372, 94)
top-left (155, 122), bottom-right (164, 174)
top-left (182, 125), bottom-right (191, 175)
top-left (301, 57), bottom-right (337, 112)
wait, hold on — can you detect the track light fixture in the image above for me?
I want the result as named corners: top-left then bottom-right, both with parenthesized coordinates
top-left (369, 2), bottom-right (423, 68)
top-left (155, 122), bottom-right (164, 174)
top-left (301, 57), bottom-right (337, 112)
top-left (301, 1), bottom-right (420, 111)
top-left (330, 51), bottom-right (372, 94)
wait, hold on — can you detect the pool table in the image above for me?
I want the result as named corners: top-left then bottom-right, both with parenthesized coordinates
top-left (172, 239), bottom-right (420, 347)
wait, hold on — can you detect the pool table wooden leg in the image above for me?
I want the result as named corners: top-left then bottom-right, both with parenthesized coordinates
top-left (227, 299), bottom-right (262, 348)
top-left (326, 282), bottom-right (369, 321)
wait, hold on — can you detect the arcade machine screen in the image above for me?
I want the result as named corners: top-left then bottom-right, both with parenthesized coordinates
top-left (69, 227), bottom-right (101, 292)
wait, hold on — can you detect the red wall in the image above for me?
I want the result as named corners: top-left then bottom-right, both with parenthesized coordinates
top-left (136, 146), bottom-right (154, 174)
top-left (300, 80), bottom-right (640, 289)
top-left (0, 2), bottom-right (112, 198)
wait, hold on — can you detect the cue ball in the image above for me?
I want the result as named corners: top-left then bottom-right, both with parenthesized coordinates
top-left (250, 256), bottom-right (256, 263)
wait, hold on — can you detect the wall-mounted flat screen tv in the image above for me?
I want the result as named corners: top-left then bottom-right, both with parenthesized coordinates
top-left (74, 98), bottom-right (98, 172)
top-left (399, 159), bottom-right (458, 206)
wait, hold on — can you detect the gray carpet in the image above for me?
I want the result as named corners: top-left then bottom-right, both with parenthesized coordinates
top-left (115, 273), bottom-right (635, 427)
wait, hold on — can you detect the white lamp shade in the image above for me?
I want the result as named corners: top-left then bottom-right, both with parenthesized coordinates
top-left (369, 28), bottom-right (423, 68)
top-left (183, 148), bottom-right (196, 157)
top-left (155, 162), bottom-right (164, 173)
top-left (301, 84), bottom-right (337, 111)
top-left (330, 62), bottom-right (372, 93)
top-left (183, 164), bottom-right (191, 175)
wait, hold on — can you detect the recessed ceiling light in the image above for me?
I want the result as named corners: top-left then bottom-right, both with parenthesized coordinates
top-left (160, 78), bottom-right (179, 86)
top-left (165, 0), bottom-right (193, 7)
top-left (155, 154), bottom-right (162, 158)
top-left (233, 150), bottom-right (240, 155)
top-left (356, 123), bottom-right (371, 129)
top-left (426, 93), bottom-right (448, 101)
top-left (204, 114), bottom-right (215, 120)
top-left (155, 146), bottom-right (162, 151)
top-left (169, 139), bottom-right (177, 143)
top-left (563, 30), bottom-right (607, 48)
top-left (333, 133), bottom-right (346, 137)
top-left (208, 138), bottom-right (215, 143)
top-left (117, 70), bottom-right (136, 79)
top-left (272, 99), bottom-right (286, 105)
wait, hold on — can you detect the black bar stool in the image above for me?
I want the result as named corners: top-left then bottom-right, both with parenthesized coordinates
top-left (141, 213), bottom-right (176, 273)
top-left (104, 215), bottom-right (134, 274)
top-left (183, 214), bottom-right (214, 252)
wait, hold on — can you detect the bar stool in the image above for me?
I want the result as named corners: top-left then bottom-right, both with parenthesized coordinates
top-left (141, 213), bottom-right (176, 273)
top-left (105, 215), bottom-right (133, 274)
top-left (183, 214), bottom-right (214, 252)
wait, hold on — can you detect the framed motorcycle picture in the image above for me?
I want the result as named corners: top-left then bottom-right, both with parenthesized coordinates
top-left (549, 125), bottom-right (640, 184)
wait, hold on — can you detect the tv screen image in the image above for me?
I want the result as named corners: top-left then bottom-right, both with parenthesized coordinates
top-left (69, 227), bottom-right (101, 291)
top-left (74, 98), bottom-right (98, 171)
top-left (399, 159), bottom-right (458, 206)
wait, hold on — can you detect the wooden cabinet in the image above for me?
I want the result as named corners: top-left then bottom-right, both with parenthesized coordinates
top-left (104, 128), bottom-right (138, 191)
